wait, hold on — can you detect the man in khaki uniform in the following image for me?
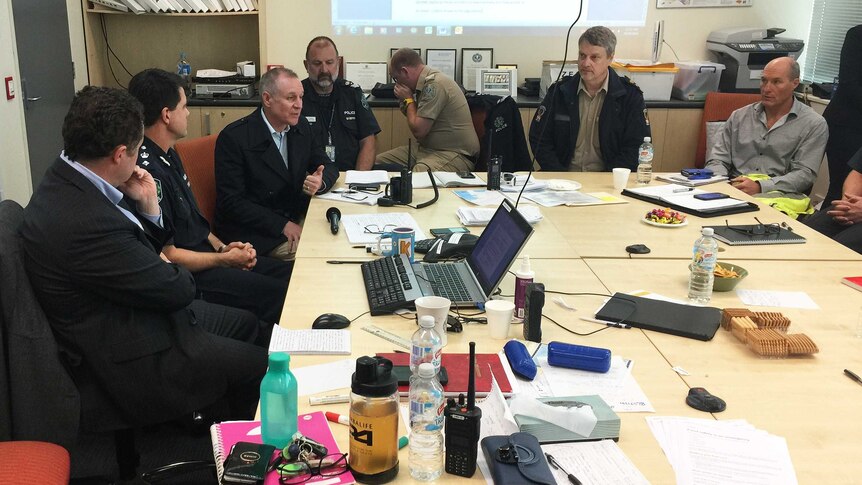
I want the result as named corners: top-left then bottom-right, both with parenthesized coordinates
top-left (376, 48), bottom-right (479, 171)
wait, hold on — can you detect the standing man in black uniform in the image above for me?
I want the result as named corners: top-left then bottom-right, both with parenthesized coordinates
top-left (302, 36), bottom-right (381, 171)
top-left (129, 68), bottom-right (291, 325)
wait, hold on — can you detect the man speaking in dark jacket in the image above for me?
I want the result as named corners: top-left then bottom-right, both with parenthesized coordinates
top-left (529, 26), bottom-right (649, 172)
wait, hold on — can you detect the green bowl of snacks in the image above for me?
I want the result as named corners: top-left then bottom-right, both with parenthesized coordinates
top-left (712, 262), bottom-right (748, 292)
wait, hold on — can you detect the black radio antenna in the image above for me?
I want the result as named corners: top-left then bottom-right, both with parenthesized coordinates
top-left (467, 341), bottom-right (476, 410)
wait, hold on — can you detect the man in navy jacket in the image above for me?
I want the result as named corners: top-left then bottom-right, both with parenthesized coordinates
top-left (530, 26), bottom-right (649, 172)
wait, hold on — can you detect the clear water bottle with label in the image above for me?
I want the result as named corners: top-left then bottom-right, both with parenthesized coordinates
top-left (688, 227), bottom-right (718, 304)
top-left (410, 315), bottom-right (442, 375)
top-left (408, 362), bottom-right (444, 481)
top-left (177, 52), bottom-right (191, 83)
top-left (637, 137), bottom-right (654, 185)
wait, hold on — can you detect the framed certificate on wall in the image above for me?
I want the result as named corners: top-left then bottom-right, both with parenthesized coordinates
top-left (461, 48), bottom-right (493, 91)
top-left (425, 49), bottom-right (457, 80)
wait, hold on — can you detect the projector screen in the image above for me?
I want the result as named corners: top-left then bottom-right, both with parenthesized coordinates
top-left (331, 0), bottom-right (649, 36)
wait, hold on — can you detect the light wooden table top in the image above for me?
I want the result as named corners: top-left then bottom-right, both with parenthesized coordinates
top-left (279, 258), bottom-right (700, 484)
top-left (539, 172), bottom-right (862, 261)
top-left (585, 258), bottom-right (862, 484)
top-left (267, 174), bottom-right (862, 484)
top-left (297, 185), bottom-right (578, 260)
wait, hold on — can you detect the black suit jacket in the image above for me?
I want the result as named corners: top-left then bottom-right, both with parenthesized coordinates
top-left (19, 158), bottom-right (231, 429)
top-left (214, 107), bottom-right (339, 254)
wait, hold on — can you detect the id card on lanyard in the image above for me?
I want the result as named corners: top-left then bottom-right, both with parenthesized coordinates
top-left (325, 104), bottom-right (336, 162)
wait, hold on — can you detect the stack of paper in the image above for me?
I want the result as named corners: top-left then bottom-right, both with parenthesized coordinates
top-left (412, 171), bottom-right (487, 188)
top-left (457, 206), bottom-right (543, 226)
top-left (656, 173), bottom-right (729, 187)
top-left (268, 327), bottom-right (351, 355)
top-left (647, 416), bottom-right (798, 485)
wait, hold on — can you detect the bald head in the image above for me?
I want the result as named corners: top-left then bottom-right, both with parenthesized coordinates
top-left (760, 56), bottom-right (800, 113)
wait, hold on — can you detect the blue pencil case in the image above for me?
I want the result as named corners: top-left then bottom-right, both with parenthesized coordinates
top-left (546, 341), bottom-right (612, 373)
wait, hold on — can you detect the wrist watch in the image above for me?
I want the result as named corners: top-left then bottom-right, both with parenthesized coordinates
top-left (401, 97), bottom-right (414, 108)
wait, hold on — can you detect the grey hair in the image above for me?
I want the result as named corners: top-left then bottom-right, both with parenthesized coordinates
top-left (788, 59), bottom-right (800, 80)
top-left (260, 67), bottom-right (299, 96)
top-left (579, 26), bottom-right (617, 57)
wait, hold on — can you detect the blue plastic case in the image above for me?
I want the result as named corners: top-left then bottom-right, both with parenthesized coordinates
top-left (546, 341), bottom-right (612, 373)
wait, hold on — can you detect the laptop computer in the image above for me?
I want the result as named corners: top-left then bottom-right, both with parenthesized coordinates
top-left (402, 199), bottom-right (535, 306)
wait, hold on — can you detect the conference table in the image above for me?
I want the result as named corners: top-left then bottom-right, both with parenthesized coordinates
top-left (275, 171), bottom-right (862, 484)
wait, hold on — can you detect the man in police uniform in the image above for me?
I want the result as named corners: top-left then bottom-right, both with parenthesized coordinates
top-left (302, 36), bottom-right (380, 171)
top-left (376, 47), bottom-right (479, 172)
top-left (129, 68), bottom-right (291, 325)
top-left (529, 26), bottom-right (649, 172)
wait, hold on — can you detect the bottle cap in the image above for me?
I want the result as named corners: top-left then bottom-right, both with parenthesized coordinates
top-left (351, 356), bottom-right (397, 397)
top-left (644, 136), bottom-right (652, 142)
top-left (268, 352), bottom-right (290, 372)
top-left (702, 227), bottom-right (714, 236)
top-left (517, 255), bottom-right (532, 276)
top-left (418, 362), bottom-right (436, 378)
top-left (418, 315), bottom-right (436, 328)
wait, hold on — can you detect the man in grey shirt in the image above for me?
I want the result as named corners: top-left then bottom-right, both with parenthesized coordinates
top-left (706, 57), bottom-right (827, 196)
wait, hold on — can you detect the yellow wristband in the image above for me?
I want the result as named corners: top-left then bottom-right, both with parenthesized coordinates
top-left (403, 97), bottom-right (414, 107)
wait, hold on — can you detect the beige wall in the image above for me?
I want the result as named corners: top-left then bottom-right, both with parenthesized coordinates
top-left (262, 0), bottom-right (814, 79)
top-left (0, 0), bottom-right (31, 204)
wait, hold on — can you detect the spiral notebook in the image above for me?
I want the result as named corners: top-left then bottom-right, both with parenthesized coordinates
top-left (210, 411), bottom-right (354, 485)
top-left (705, 224), bottom-right (806, 246)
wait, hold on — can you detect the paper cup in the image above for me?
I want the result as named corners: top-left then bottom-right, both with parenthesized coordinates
top-left (415, 296), bottom-right (451, 346)
top-left (612, 168), bottom-right (631, 192)
top-left (485, 300), bottom-right (515, 340)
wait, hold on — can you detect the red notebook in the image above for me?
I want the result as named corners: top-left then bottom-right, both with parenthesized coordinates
top-left (841, 276), bottom-right (862, 292)
top-left (376, 352), bottom-right (513, 397)
top-left (210, 411), bottom-right (354, 485)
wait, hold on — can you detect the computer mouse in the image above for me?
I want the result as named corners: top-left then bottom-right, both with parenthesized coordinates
top-left (625, 244), bottom-right (651, 254)
top-left (686, 387), bottom-right (726, 413)
top-left (312, 313), bottom-right (351, 330)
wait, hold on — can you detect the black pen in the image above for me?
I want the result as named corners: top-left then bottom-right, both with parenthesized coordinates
top-left (326, 260), bottom-right (366, 264)
top-left (545, 453), bottom-right (581, 485)
top-left (844, 369), bottom-right (862, 386)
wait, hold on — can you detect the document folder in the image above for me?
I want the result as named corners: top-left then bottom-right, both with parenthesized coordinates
top-left (596, 293), bottom-right (721, 341)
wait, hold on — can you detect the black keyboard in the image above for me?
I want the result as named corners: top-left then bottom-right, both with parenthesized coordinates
top-left (361, 256), bottom-right (423, 315)
top-left (423, 264), bottom-right (471, 302)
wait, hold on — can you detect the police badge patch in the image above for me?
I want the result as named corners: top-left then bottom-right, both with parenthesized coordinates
top-left (361, 96), bottom-right (370, 110)
top-left (423, 84), bottom-right (435, 98)
top-left (534, 105), bottom-right (547, 122)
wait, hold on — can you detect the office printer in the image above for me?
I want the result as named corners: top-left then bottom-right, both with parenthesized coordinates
top-left (706, 28), bottom-right (804, 93)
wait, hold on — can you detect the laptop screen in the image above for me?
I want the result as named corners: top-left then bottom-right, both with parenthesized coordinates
top-left (467, 200), bottom-right (535, 297)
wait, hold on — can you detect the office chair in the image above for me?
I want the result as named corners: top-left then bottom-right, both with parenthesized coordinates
top-left (468, 94), bottom-right (532, 172)
top-left (0, 200), bottom-right (213, 484)
top-left (694, 91), bottom-right (760, 168)
top-left (175, 134), bottom-right (218, 227)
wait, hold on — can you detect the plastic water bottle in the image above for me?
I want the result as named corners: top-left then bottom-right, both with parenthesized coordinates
top-left (637, 137), bottom-right (654, 185)
top-left (177, 52), bottom-right (191, 82)
top-left (260, 353), bottom-right (297, 449)
top-left (688, 227), bottom-right (718, 304)
top-left (408, 362), bottom-right (444, 481)
top-left (410, 315), bottom-right (442, 375)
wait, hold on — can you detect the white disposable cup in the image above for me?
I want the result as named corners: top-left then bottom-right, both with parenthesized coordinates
top-left (415, 296), bottom-right (451, 346)
top-left (485, 300), bottom-right (515, 340)
top-left (612, 168), bottom-right (631, 192)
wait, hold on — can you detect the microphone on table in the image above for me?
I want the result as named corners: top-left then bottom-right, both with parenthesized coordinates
top-left (326, 207), bottom-right (342, 235)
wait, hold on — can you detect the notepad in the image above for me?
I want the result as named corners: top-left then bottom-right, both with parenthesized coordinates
top-left (268, 327), bottom-right (351, 354)
top-left (841, 276), bottom-right (862, 292)
top-left (705, 224), bottom-right (806, 246)
top-left (623, 184), bottom-right (758, 217)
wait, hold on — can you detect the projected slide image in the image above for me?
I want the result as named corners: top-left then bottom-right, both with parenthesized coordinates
top-left (332, 0), bottom-right (648, 29)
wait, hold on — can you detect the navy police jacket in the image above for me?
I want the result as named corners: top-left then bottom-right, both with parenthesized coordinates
top-left (529, 68), bottom-right (649, 172)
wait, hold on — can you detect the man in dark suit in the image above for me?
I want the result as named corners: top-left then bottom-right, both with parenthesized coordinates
top-left (215, 67), bottom-right (339, 261)
top-left (129, 68), bottom-right (290, 325)
top-left (19, 86), bottom-right (267, 428)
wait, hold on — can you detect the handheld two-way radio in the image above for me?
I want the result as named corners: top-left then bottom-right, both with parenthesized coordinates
top-left (444, 341), bottom-right (482, 477)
